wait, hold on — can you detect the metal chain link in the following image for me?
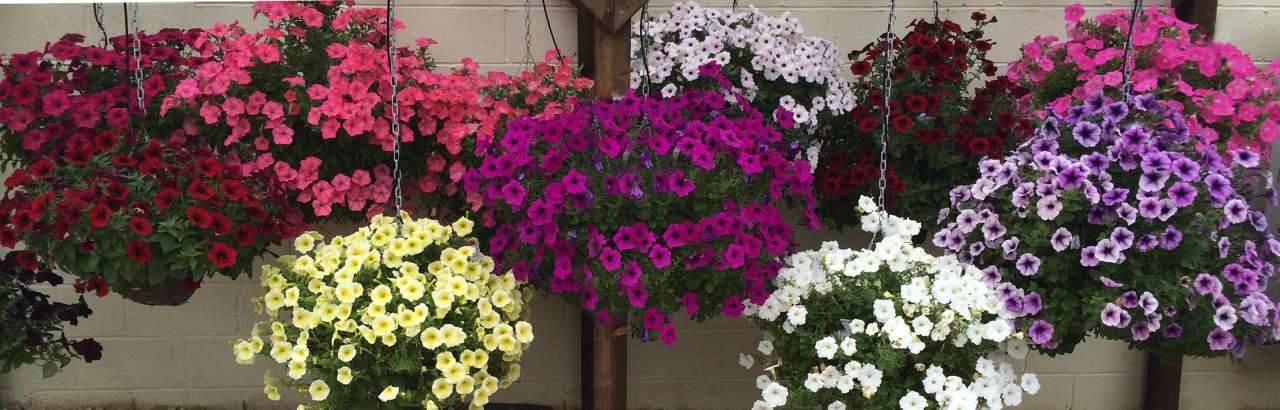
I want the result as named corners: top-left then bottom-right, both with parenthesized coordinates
top-left (1119, 0), bottom-right (1145, 97)
top-left (125, 3), bottom-right (148, 142)
top-left (932, 0), bottom-right (940, 21)
top-left (522, 0), bottom-right (534, 69)
top-left (871, 0), bottom-right (897, 241)
top-left (732, 0), bottom-right (739, 13)
top-left (386, 0), bottom-right (404, 218)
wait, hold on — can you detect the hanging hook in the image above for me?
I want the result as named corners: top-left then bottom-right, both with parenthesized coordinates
top-left (1119, 0), bottom-right (1145, 97)
top-left (932, 0), bottom-right (940, 22)
top-left (385, 0), bottom-right (405, 219)
top-left (638, 0), bottom-right (652, 96)
top-left (92, 3), bottom-right (108, 48)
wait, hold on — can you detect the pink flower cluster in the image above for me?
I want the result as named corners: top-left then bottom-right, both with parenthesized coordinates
top-left (469, 65), bottom-right (817, 345)
top-left (162, 1), bottom-right (591, 221)
top-left (1007, 3), bottom-right (1280, 157)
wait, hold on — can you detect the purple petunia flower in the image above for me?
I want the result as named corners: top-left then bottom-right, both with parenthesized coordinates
top-left (1083, 92), bottom-right (1107, 115)
top-left (1002, 237), bottom-right (1021, 261)
top-left (1139, 292), bottom-right (1159, 314)
top-left (1101, 303), bottom-right (1129, 327)
top-left (1161, 322), bottom-right (1184, 338)
top-left (1036, 195), bottom-right (1063, 220)
top-left (1160, 226), bottom-right (1183, 250)
top-left (1023, 292), bottom-right (1044, 315)
top-left (1215, 305), bottom-right (1238, 330)
top-left (1207, 327), bottom-right (1235, 351)
top-left (1121, 291), bottom-right (1140, 309)
top-left (1029, 320), bottom-right (1055, 345)
top-left (1110, 227), bottom-right (1135, 250)
top-left (981, 266), bottom-right (1003, 285)
top-left (1138, 198), bottom-right (1163, 219)
top-left (1224, 199), bottom-right (1248, 224)
top-left (1131, 322), bottom-right (1151, 341)
top-left (1133, 93), bottom-right (1164, 113)
top-left (1204, 174), bottom-right (1234, 200)
top-left (1138, 172), bottom-right (1170, 193)
top-left (1080, 246), bottom-right (1100, 267)
top-left (1050, 227), bottom-right (1073, 252)
top-left (1166, 182), bottom-right (1197, 208)
top-left (1117, 203), bottom-right (1138, 225)
top-left (1171, 157), bottom-right (1201, 181)
top-left (1057, 165), bottom-right (1087, 189)
top-left (1016, 253), bottom-right (1042, 276)
top-left (1104, 101), bottom-right (1130, 123)
top-left (1231, 150), bottom-right (1261, 168)
top-left (1099, 276), bottom-right (1123, 288)
top-left (1073, 122), bottom-right (1103, 147)
top-left (956, 209), bottom-right (980, 233)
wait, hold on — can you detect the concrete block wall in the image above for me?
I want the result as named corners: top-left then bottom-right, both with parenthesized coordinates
top-left (3, 1), bottom-right (1280, 409)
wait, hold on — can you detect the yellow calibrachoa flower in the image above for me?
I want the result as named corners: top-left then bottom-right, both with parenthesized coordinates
top-left (237, 215), bottom-right (531, 409)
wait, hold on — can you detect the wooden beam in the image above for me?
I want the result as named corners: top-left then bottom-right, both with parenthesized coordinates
top-left (572, 2), bottom-right (644, 409)
top-left (1172, 0), bottom-right (1217, 38)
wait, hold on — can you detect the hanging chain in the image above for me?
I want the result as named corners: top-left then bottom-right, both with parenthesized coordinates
top-left (122, 3), bottom-right (148, 143)
top-left (732, 0), bottom-right (739, 13)
top-left (871, 0), bottom-right (897, 240)
top-left (522, 0), bottom-right (534, 69)
top-left (639, 0), bottom-right (652, 96)
top-left (92, 3), bottom-right (108, 48)
top-left (1119, 0), bottom-right (1145, 97)
top-left (386, 0), bottom-right (404, 218)
top-left (932, 0), bottom-right (940, 21)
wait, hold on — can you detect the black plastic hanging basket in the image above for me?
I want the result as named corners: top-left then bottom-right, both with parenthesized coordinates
top-left (112, 278), bottom-right (197, 306)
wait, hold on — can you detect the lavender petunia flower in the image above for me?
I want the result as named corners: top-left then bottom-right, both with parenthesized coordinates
top-left (1171, 157), bottom-right (1201, 181)
top-left (1096, 239), bottom-right (1123, 263)
top-left (956, 209), bottom-right (980, 233)
top-left (1248, 211), bottom-right (1268, 232)
top-left (1099, 276), bottom-right (1123, 288)
top-left (1133, 93), bottom-right (1164, 113)
top-left (1101, 303), bottom-right (1130, 327)
top-left (1051, 227), bottom-right (1073, 252)
top-left (1073, 122), bottom-right (1103, 147)
top-left (1028, 320), bottom-right (1054, 345)
top-left (1117, 203), bottom-right (1138, 225)
top-left (1160, 226), bottom-right (1183, 250)
top-left (982, 220), bottom-right (1007, 242)
top-left (1139, 172), bottom-right (1170, 192)
top-left (1224, 199), bottom-right (1248, 224)
top-left (1194, 273), bottom-right (1223, 295)
top-left (981, 266), bottom-right (1003, 285)
top-left (1121, 291), bottom-right (1140, 309)
top-left (1138, 292), bottom-right (1159, 314)
top-left (1204, 174), bottom-right (1234, 200)
top-left (1219, 237), bottom-right (1232, 259)
top-left (1002, 237), bottom-right (1021, 261)
top-left (1083, 152), bottom-right (1111, 174)
top-left (1207, 327), bottom-right (1235, 350)
top-left (1083, 92), bottom-right (1107, 115)
top-left (1102, 188), bottom-right (1130, 206)
top-left (1057, 165), bottom-right (1087, 189)
top-left (1023, 292), bottom-right (1044, 315)
top-left (1080, 246), bottom-right (1100, 267)
top-left (1214, 305), bottom-right (1239, 330)
top-left (1166, 182), bottom-right (1197, 208)
top-left (1111, 227), bottom-right (1135, 249)
top-left (1232, 150), bottom-right (1261, 168)
top-left (1036, 195), bottom-right (1063, 220)
top-left (1131, 322), bottom-right (1152, 341)
top-left (1138, 198), bottom-right (1163, 219)
top-left (1161, 322), bottom-right (1183, 338)
top-left (1016, 253), bottom-right (1042, 276)
top-left (1104, 101), bottom-right (1129, 123)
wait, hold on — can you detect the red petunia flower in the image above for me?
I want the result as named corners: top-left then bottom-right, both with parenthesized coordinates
top-left (28, 160), bottom-right (53, 178)
top-left (890, 114), bottom-right (914, 133)
top-left (92, 131), bottom-right (119, 152)
top-left (0, 228), bottom-right (17, 247)
top-left (105, 180), bottom-right (130, 200)
top-left (154, 188), bottom-right (180, 209)
top-left (233, 224), bottom-right (257, 246)
top-left (208, 212), bottom-right (231, 235)
top-left (219, 180), bottom-right (246, 201)
top-left (10, 209), bottom-right (37, 231)
top-left (857, 117), bottom-right (879, 133)
top-left (187, 182), bottom-right (215, 202)
top-left (906, 54), bottom-right (929, 72)
top-left (186, 206), bottom-right (212, 228)
top-left (195, 158), bottom-right (222, 178)
top-left (968, 137), bottom-right (991, 154)
top-left (111, 154), bottom-right (138, 168)
top-left (87, 203), bottom-right (113, 228)
top-left (13, 250), bottom-right (39, 271)
top-left (128, 216), bottom-right (153, 236)
top-left (125, 240), bottom-right (152, 264)
top-left (64, 148), bottom-right (93, 165)
top-left (904, 95), bottom-right (929, 113)
top-left (849, 60), bottom-right (872, 76)
top-left (206, 242), bottom-right (237, 269)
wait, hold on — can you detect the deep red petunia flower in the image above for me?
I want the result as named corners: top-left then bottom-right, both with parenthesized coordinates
top-left (206, 242), bottom-right (237, 269)
top-left (186, 206), bottom-right (212, 228)
top-left (125, 240), bottom-right (152, 264)
top-left (890, 114), bottom-right (914, 133)
top-left (219, 180), bottom-right (246, 201)
top-left (128, 216), bottom-right (153, 236)
top-left (195, 158), bottom-right (221, 178)
top-left (105, 180), bottom-right (130, 200)
top-left (208, 212), bottom-right (231, 235)
top-left (904, 95), bottom-right (929, 113)
top-left (154, 188), bottom-right (179, 209)
top-left (187, 182), bottom-right (214, 202)
top-left (849, 60), bottom-right (872, 76)
top-left (87, 203), bottom-right (113, 228)
top-left (14, 250), bottom-right (39, 271)
top-left (233, 224), bottom-right (257, 246)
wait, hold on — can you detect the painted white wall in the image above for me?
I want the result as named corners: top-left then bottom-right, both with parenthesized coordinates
top-left (3, 1), bottom-right (1280, 409)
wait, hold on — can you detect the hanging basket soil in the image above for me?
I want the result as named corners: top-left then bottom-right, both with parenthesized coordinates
top-left (112, 278), bottom-right (198, 306)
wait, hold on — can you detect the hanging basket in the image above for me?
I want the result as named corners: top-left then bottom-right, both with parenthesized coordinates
top-left (112, 278), bottom-right (198, 306)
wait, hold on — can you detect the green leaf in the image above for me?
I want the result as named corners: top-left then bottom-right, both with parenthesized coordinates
top-left (41, 360), bottom-right (59, 378)
top-left (149, 263), bottom-right (169, 285)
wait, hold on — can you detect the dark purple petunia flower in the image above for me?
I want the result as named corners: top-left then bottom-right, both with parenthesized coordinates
top-left (1023, 292), bottom-right (1043, 315)
top-left (1057, 165), bottom-right (1087, 189)
top-left (1028, 320), bottom-right (1054, 344)
top-left (1224, 199), bottom-right (1248, 224)
top-left (1160, 225), bottom-right (1183, 250)
top-left (1104, 101), bottom-right (1130, 123)
top-left (1131, 322), bottom-right (1152, 341)
top-left (1110, 227), bottom-right (1135, 249)
top-left (1121, 291), bottom-right (1140, 309)
top-left (1133, 93), bottom-right (1165, 113)
top-left (1161, 322), bottom-right (1183, 338)
top-left (1171, 157), bottom-right (1201, 181)
top-left (1083, 92), bottom-right (1107, 115)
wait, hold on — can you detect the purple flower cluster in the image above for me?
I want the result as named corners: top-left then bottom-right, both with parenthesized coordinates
top-left (468, 67), bottom-right (817, 345)
top-left (936, 91), bottom-right (1280, 356)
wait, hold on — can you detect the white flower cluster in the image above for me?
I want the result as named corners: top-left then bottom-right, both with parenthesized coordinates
top-left (631, 1), bottom-right (855, 133)
top-left (745, 197), bottom-right (1038, 410)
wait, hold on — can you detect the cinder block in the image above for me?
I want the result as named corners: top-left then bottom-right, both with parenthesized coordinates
top-left (4, 338), bottom-right (188, 393)
top-left (1070, 373), bottom-right (1142, 410)
top-left (18, 389), bottom-right (186, 410)
top-left (186, 337), bottom-right (285, 389)
top-left (627, 329), bottom-right (760, 381)
top-left (1216, 8), bottom-right (1280, 61)
top-left (28, 282), bottom-right (127, 338)
top-left (489, 380), bottom-right (576, 409)
top-left (513, 330), bottom-right (579, 383)
top-left (1025, 338), bottom-right (1145, 374)
top-left (395, 7), bottom-right (509, 64)
top-left (1016, 373), bottom-right (1073, 410)
top-left (1180, 371), bottom-right (1280, 410)
top-left (528, 296), bottom-right (570, 333)
top-left (123, 282), bottom-right (240, 337)
top-left (628, 380), bottom-right (756, 410)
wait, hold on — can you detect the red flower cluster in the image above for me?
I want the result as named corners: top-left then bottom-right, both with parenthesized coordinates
top-left (0, 16), bottom-right (305, 293)
top-left (815, 14), bottom-right (1031, 230)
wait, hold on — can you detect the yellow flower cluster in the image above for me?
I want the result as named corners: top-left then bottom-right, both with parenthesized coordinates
top-left (233, 214), bottom-right (533, 409)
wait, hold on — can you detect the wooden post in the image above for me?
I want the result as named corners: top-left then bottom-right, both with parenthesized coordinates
top-left (1143, 5), bottom-right (1214, 410)
top-left (568, 1), bottom-right (646, 409)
